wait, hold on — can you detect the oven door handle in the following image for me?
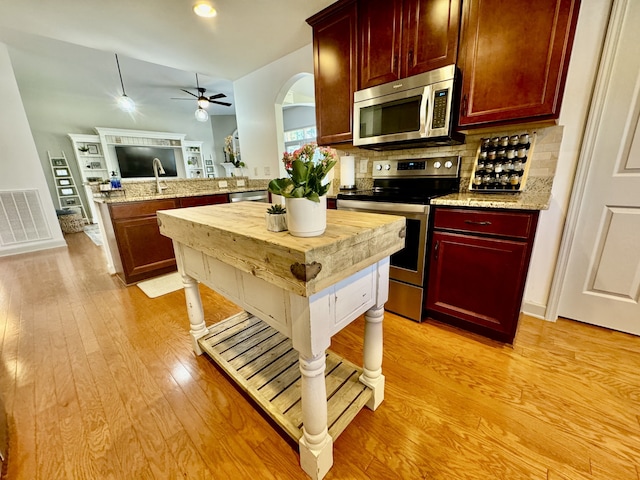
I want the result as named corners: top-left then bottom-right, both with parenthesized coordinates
top-left (336, 199), bottom-right (429, 215)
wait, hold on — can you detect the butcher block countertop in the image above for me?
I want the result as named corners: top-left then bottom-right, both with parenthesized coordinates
top-left (157, 202), bottom-right (405, 297)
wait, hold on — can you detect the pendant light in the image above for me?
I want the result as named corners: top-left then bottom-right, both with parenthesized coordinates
top-left (195, 106), bottom-right (209, 122)
top-left (115, 54), bottom-right (135, 113)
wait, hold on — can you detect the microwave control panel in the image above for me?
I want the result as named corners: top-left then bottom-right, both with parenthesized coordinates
top-left (431, 89), bottom-right (449, 129)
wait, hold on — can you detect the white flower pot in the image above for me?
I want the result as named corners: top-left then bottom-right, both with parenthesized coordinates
top-left (285, 196), bottom-right (327, 237)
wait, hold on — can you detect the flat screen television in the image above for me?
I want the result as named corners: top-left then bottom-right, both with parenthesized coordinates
top-left (114, 146), bottom-right (178, 178)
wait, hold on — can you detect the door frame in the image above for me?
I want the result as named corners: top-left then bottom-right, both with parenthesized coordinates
top-left (546, 0), bottom-right (628, 321)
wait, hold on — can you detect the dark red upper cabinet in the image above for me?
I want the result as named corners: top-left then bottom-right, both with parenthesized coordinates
top-left (359, 0), bottom-right (461, 89)
top-left (307, 0), bottom-right (358, 145)
top-left (458, 0), bottom-right (581, 128)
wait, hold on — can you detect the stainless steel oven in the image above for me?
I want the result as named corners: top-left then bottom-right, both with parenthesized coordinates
top-left (337, 200), bottom-right (429, 321)
top-left (337, 156), bottom-right (460, 322)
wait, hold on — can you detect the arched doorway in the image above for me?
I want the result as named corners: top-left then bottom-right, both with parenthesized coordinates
top-left (274, 73), bottom-right (316, 178)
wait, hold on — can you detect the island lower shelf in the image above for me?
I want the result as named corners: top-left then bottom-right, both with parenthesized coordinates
top-left (198, 311), bottom-right (372, 442)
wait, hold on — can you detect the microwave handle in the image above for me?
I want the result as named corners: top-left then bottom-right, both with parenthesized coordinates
top-left (420, 84), bottom-right (432, 137)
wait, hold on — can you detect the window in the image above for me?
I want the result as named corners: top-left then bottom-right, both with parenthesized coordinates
top-left (284, 126), bottom-right (317, 153)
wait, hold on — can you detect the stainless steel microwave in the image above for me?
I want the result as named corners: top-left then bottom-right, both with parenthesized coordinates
top-left (353, 65), bottom-right (464, 150)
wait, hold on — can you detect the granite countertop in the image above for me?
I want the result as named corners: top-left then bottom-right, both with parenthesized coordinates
top-left (431, 176), bottom-right (553, 211)
top-left (431, 190), bottom-right (551, 210)
top-left (93, 177), bottom-right (271, 204)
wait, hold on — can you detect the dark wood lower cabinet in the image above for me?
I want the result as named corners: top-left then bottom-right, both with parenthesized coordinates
top-left (107, 194), bottom-right (230, 284)
top-left (425, 207), bottom-right (539, 343)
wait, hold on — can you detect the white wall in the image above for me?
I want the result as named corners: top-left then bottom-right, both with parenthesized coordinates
top-left (522, 0), bottom-right (614, 318)
top-left (283, 105), bottom-right (316, 131)
top-left (211, 114), bottom-right (238, 173)
top-left (233, 44), bottom-right (313, 178)
top-left (0, 42), bottom-right (66, 255)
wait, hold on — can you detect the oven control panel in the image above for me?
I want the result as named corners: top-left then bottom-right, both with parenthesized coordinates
top-left (372, 156), bottom-right (460, 178)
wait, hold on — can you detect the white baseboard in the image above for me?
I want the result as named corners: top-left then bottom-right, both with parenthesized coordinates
top-left (522, 301), bottom-right (555, 322)
top-left (0, 239), bottom-right (67, 257)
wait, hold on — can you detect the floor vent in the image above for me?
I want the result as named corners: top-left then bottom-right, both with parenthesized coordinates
top-left (0, 190), bottom-right (52, 246)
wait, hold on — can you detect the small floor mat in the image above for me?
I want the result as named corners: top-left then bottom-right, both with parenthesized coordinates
top-left (83, 224), bottom-right (103, 246)
top-left (136, 272), bottom-right (183, 298)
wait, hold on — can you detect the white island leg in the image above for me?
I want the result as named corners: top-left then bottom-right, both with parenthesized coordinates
top-left (298, 353), bottom-right (333, 480)
top-left (359, 305), bottom-right (385, 410)
top-left (181, 273), bottom-right (208, 355)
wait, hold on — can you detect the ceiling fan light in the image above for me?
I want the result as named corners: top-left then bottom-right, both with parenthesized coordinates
top-left (195, 107), bottom-right (209, 122)
top-left (117, 94), bottom-right (136, 113)
top-left (193, 3), bottom-right (217, 17)
top-left (197, 97), bottom-right (210, 109)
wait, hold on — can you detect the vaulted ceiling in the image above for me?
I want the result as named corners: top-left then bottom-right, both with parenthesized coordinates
top-left (0, 0), bottom-right (333, 116)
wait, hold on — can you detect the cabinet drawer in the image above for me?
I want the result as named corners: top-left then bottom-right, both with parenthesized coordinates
top-left (109, 199), bottom-right (179, 219)
top-left (433, 208), bottom-right (537, 240)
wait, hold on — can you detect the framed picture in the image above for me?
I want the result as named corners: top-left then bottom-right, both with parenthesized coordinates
top-left (54, 168), bottom-right (69, 177)
top-left (90, 161), bottom-right (102, 169)
top-left (87, 144), bottom-right (99, 155)
top-left (57, 179), bottom-right (71, 186)
top-left (207, 174), bottom-right (215, 178)
top-left (206, 166), bottom-right (214, 173)
top-left (52, 159), bottom-right (66, 167)
top-left (60, 187), bottom-right (76, 196)
top-left (205, 159), bottom-right (213, 166)
top-left (62, 197), bottom-right (78, 206)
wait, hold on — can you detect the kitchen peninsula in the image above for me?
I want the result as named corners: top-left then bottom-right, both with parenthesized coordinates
top-left (92, 177), bottom-right (270, 284)
top-left (157, 202), bottom-right (405, 480)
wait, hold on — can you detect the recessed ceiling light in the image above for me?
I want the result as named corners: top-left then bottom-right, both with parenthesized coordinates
top-left (193, 3), bottom-right (217, 18)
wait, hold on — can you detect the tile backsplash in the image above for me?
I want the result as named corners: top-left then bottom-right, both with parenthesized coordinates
top-left (329, 125), bottom-right (564, 195)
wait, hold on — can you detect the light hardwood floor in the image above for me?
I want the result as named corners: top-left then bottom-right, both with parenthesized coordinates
top-left (1, 231), bottom-right (639, 479)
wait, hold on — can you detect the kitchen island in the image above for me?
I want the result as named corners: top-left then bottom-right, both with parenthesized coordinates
top-left (157, 202), bottom-right (405, 480)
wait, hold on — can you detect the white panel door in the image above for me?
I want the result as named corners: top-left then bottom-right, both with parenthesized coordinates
top-left (558, 0), bottom-right (640, 335)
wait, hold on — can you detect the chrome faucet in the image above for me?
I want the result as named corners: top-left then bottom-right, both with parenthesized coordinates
top-left (152, 157), bottom-right (167, 193)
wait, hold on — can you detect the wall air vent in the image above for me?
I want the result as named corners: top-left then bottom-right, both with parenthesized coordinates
top-left (0, 190), bottom-right (52, 246)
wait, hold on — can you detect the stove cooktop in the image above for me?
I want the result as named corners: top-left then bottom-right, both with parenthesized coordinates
top-left (337, 156), bottom-right (461, 205)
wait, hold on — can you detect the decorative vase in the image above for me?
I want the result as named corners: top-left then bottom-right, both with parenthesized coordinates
top-left (234, 167), bottom-right (243, 177)
top-left (221, 162), bottom-right (235, 177)
top-left (285, 196), bottom-right (327, 237)
top-left (265, 213), bottom-right (287, 232)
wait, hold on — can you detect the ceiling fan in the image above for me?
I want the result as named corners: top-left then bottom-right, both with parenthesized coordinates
top-left (172, 73), bottom-right (232, 108)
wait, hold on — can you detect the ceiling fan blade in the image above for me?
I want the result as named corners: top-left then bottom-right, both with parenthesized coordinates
top-left (208, 93), bottom-right (226, 100)
top-left (211, 100), bottom-right (232, 107)
top-left (180, 89), bottom-right (198, 98)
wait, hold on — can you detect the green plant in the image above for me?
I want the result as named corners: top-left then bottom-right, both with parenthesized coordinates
top-left (268, 143), bottom-right (338, 202)
top-left (266, 204), bottom-right (286, 214)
